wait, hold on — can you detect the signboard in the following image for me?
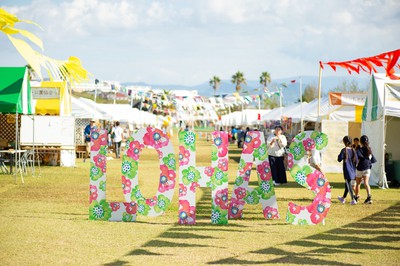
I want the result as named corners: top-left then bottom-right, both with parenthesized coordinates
top-left (329, 92), bottom-right (366, 106)
top-left (32, 87), bottom-right (60, 99)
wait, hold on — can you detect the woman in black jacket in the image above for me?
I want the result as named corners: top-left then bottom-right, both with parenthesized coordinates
top-left (355, 135), bottom-right (376, 204)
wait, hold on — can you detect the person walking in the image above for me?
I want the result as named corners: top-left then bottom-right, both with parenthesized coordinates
top-left (355, 135), bottom-right (377, 204)
top-left (83, 119), bottom-right (96, 162)
top-left (112, 121), bottom-right (124, 158)
top-left (267, 125), bottom-right (287, 186)
top-left (337, 136), bottom-right (358, 205)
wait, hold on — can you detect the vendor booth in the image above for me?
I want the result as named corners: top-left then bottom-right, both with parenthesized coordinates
top-left (0, 66), bottom-right (33, 182)
top-left (22, 81), bottom-right (76, 167)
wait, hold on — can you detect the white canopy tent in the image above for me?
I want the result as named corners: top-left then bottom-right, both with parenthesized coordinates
top-left (71, 97), bottom-right (111, 120)
top-left (362, 73), bottom-right (400, 188)
top-left (280, 102), bottom-right (309, 123)
top-left (262, 107), bottom-right (284, 122)
top-left (75, 97), bottom-right (157, 127)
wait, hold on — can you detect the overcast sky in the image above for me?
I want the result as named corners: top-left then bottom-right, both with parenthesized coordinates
top-left (1, 0), bottom-right (399, 85)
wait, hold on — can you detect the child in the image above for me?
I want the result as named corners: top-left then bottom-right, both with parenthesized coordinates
top-left (355, 135), bottom-right (376, 204)
top-left (337, 136), bottom-right (358, 205)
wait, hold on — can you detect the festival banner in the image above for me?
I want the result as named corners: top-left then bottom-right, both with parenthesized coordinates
top-left (329, 92), bottom-right (367, 106)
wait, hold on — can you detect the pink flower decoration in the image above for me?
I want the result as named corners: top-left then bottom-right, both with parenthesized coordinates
top-left (122, 176), bottom-right (132, 194)
top-left (212, 131), bottom-right (228, 157)
top-left (214, 188), bottom-right (229, 210)
top-left (127, 140), bottom-right (144, 160)
top-left (287, 153), bottom-right (294, 169)
top-left (204, 166), bottom-right (214, 177)
top-left (158, 164), bottom-right (176, 193)
top-left (91, 130), bottom-right (107, 151)
top-left (242, 131), bottom-right (261, 154)
top-left (146, 196), bottom-right (158, 207)
top-left (89, 185), bottom-right (98, 203)
top-left (263, 206), bottom-right (279, 219)
top-left (217, 158), bottom-right (229, 172)
top-left (239, 162), bottom-right (253, 179)
top-left (157, 149), bottom-right (163, 159)
top-left (110, 202), bottom-right (120, 212)
top-left (288, 202), bottom-right (306, 215)
top-left (123, 202), bottom-right (137, 215)
top-left (143, 127), bottom-right (169, 149)
top-left (179, 146), bottom-right (191, 166)
top-left (302, 138), bottom-right (315, 151)
top-left (234, 187), bottom-right (247, 200)
top-left (178, 200), bottom-right (196, 224)
top-left (228, 198), bottom-right (245, 219)
top-left (179, 184), bottom-right (187, 197)
top-left (306, 194), bottom-right (331, 224)
top-left (306, 170), bottom-right (330, 195)
top-left (93, 154), bottom-right (107, 173)
top-left (257, 160), bottom-right (272, 181)
top-left (190, 182), bottom-right (200, 192)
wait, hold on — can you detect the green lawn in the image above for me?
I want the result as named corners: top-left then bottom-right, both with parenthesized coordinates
top-left (0, 135), bottom-right (399, 265)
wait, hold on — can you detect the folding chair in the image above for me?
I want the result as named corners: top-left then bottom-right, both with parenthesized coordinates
top-left (0, 157), bottom-right (8, 174)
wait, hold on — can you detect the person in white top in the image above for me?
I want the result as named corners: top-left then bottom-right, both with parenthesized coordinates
top-left (112, 121), bottom-right (124, 158)
top-left (267, 125), bottom-right (288, 185)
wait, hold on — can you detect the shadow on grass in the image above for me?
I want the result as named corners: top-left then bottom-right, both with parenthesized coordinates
top-left (206, 202), bottom-right (400, 265)
top-left (102, 186), bottom-right (400, 266)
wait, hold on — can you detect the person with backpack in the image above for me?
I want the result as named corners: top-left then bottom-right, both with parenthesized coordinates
top-left (337, 136), bottom-right (358, 205)
top-left (355, 135), bottom-right (377, 204)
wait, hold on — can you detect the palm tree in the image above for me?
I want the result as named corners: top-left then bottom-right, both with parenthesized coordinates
top-left (259, 72), bottom-right (271, 92)
top-left (209, 76), bottom-right (221, 96)
top-left (231, 71), bottom-right (246, 92)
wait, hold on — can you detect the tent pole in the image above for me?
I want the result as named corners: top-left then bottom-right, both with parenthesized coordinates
top-left (300, 76), bottom-right (303, 132)
top-left (15, 110), bottom-right (17, 184)
top-left (317, 65), bottom-right (322, 118)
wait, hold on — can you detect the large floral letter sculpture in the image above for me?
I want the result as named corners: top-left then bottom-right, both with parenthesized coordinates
top-left (228, 131), bottom-right (279, 220)
top-left (286, 131), bottom-right (331, 225)
top-left (178, 131), bottom-right (229, 225)
top-left (126, 127), bottom-right (177, 216)
top-left (89, 129), bottom-right (137, 222)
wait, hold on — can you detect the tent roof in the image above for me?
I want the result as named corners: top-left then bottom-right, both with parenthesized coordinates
top-left (71, 97), bottom-right (110, 120)
top-left (362, 73), bottom-right (400, 121)
top-left (0, 67), bottom-right (33, 114)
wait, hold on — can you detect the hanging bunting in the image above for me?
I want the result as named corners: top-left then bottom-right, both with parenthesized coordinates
top-left (320, 49), bottom-right (400, 79)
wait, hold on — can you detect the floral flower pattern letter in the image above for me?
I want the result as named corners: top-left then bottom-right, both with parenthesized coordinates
top-left (228, 131), bottom-right (279, 220)
top-left (89, 127), bottom-right (176, 222)
top-left (178, 131), bottom-right (229, 225)
top-left (89, 129), bottom-right (137, 222)
top-left (126, 127), bottom-right (176, 217)
top-left (286, 130), bottom-right (331, 225)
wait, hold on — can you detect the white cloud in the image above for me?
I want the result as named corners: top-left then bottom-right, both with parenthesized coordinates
top-left (1, 0), bottom-right (399, 85)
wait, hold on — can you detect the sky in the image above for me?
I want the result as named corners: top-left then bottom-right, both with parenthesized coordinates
top-left (1, 0), bottom-right (399, 86)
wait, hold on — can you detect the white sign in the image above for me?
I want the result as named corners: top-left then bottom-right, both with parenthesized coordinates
top-left (32, 87), bottom-right (60, 99)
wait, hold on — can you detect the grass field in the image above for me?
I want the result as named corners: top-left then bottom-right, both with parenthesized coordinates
top-left (0, 134), bottom-right (399, 265)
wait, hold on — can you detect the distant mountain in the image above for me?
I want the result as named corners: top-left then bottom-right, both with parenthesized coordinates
top-left (122, 75), bottom-right (370, 105)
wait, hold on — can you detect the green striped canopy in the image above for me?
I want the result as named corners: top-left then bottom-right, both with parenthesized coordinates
top-left (0, 67), bottom-right (33, 114)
